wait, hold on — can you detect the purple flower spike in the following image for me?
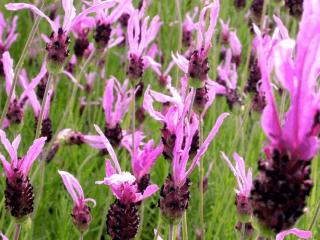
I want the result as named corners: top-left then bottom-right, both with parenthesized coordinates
top-left (92, 0), bottom-right (130, 49)
top-left (221, 152), bottom-right (252, 217)
top-left (2, 51), bottom-right (46, 128)
top-left (6, 0), bottom-right (116, 72)
top-left (0, 130), bottom-right (46, 220)
top-left (94, 124), bottom-right (158, 240)
top-left (103, 76), bottom-right (133, 147)
top-left (159, 90), bottom-right (229, 224)
top-left (276, 228), bottom-right (312, 240)
top-left (127, 9), bottom-right (161, 81)
top-left (58, 170), bottom-right (96, 233)
top-left (250, 1), bottom-right (320, 234)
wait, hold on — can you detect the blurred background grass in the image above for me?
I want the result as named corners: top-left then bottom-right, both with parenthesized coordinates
top-left (0, 0), bottom-right (319, 239)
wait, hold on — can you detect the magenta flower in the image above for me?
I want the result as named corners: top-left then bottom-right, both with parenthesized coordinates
top-left (95, 125), bottom-right (158, 203)
top-left (250, 1), bottom-right (320, 233)
top-left (181, 7), bottom-right (198, 48)
top-left (0, 13), bottom-right (18, 52)
top-left (94, 124), bottom-right (158, 239)
top-left (0, 130), bottom-right (46, 219)
top-left (2, 51), bottom-right (46, 128)
top-left (91, 0), bottom-right (130, 49)
top-left (103, 77), bottom-right (132, 129)
top-left (102, 76), bottom-right (133, 147)
top-left (221, 152), bottom-right (252, 217)
top-left (127, 9), bottom-right (161, 80)
top-left (6, 0), bottom-right (116, 72)
top-left (58, 170), bottom-right (96, 233)
top-left (159, 90), bottom-right (229, 223)
top-left (276, 228), bottom-right (312, 240)
top-left (219, 19), bottom-right (230, 44)
top-left (71, 16), bottom-right (95, 58)
top-left (0, 130), bottom-right (46, 183)
top-left (172, 1), bottom-right (220, 87)
top-left (0, 13), bottom-right (18, 76)
top-left (129, 136), bottom-right (163, 192)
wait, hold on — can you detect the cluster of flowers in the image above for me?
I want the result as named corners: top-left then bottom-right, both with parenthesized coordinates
top-left (0, 0), bottom-right (318, 239)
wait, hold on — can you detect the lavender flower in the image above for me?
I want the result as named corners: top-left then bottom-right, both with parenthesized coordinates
top-left (126, 9), bottom-right (161, 81)
top-left (102, 76), bottom-right (133, 147)
top-left (159, 91), bottom-right (229, 223)
top-left (19, 67), bottom-right (54, 141)
top-left (0, 13), bottom-right (18, 76)
top-left (0, 130), bottom-right (46, 220)
top-left (71, 16), bottom-right (95, 58)
top-left (2, 52), bottom-right (46, 128)
top-left (6, 0), bottom-right (116, 73)
top-left (221, 152), bottom-right (252, 218)
top-left (95, 125), bottom-right (158, 240)
top-left (143, 82), bottom-right (200, 160)
top-left (91, 0), bottom-right (129, 49)
top-left (173, 1), bottom-right (220, 88)
top-left (58, 170), bottom-right (96, 233)
top-left (250, 1), bottom-right (320, 234)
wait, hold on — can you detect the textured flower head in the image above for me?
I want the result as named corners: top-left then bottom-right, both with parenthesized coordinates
top-left (2, 52), bottom-right (47, 128)
top-left (94, 125), bottom-right (158, 204)
top-left (58, 170), bottom-right (96, 208)
top-left (221, 152), bottom-right (252, 198)
top-left (0, 130), bottom-right (46, 180)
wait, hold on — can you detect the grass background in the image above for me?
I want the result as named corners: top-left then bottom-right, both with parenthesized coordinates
top-left (0, 0), bottom-right (319, 239)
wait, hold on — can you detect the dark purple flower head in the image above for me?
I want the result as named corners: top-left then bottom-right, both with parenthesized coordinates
top-left (0, 130), bottom-right (46, 220)
top-left (250, 1), bottom-right (320, 234)
top-left (126, 9), bottom-right (161, 81)
top-left (58, 171), bottom-right (96, 233)
top-left (2, 52), bottom-right (47, 129)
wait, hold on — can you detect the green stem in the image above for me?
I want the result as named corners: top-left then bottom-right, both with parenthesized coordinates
top-left (79, 234), bottom-right (83, 240)
top-left (182, 212), bottom-right (188, 240)
top-left (174, 0), bottom-right (182, 89)
top-left (153, 220), bottom-right (161, 240)
top-left (136, 202), bottom-right (145, 239)
top-left (260, 0), bottom-right (269, 30)
top-left (240, 222), bottom-right (245, 240)
top-left (199, 119), bottom-right (205, 237)
top-left (13, 224), bottom-right (21, 240)
top-left (0, 0), bottom-right (45, 128)
top-left (35, 73), bottom-right (53, 138)
top-left (169, 224), bottom-right (174, 240)
top-left (308, 200), bottom-right (320, 230)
